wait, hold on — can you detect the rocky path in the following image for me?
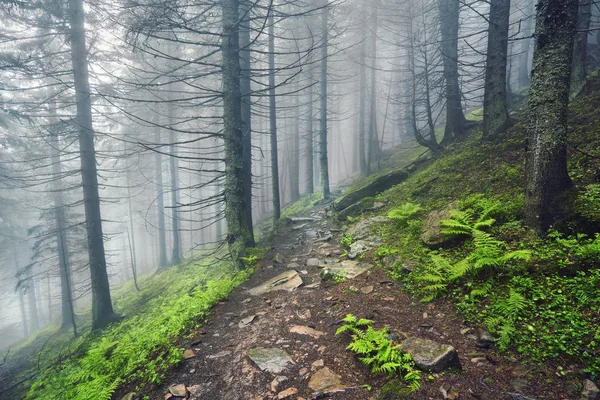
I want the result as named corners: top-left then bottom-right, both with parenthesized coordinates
top-left (138, 203), bottom-right (585, 400)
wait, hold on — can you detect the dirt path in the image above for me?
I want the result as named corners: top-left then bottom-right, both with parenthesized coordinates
top-left (142, 203), bottom-right (578, 400)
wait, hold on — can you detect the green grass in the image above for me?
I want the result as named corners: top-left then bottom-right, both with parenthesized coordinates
top-left (20, 256), bottom-right (250, 400)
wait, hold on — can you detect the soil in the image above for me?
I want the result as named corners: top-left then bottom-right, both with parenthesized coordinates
top-left (128, 202), bottom-right (581, 400)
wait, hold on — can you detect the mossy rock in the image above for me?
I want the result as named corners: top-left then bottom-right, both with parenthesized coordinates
top-left (334, 169), bottom-right (409, 212)
top-left (337, 197), bottom-right (375, 221)
top-left (378, 379), bottom-right (416, 400)
top-left (420, 202), bottom-right (461, 249)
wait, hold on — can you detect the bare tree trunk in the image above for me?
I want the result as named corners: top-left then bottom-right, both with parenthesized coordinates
top-left (67, 0), bottom-right (117, 330)
top-left (320, 0), bottom-right (331, 199)
top-left (240, 0), bottom-right (255, 243)
top-left (222, 0), bottom-right (254, 268)
top-left (126, 171), bottom-right (140, 292)
top-left (358, 6), bottom-right (367, 176)
top-left (483, 0), bottom-right (511, 137)
top-left (306, 66), bottom-right (315, 195)
top-left (168, 130), bottom-right (182, 265)
top-left (439, 0), bottom-right (466, 143)
top-left (154, 127), bottom-right (168, 268)
top-left (518, 0), bottom-right (534, 88)
top-left (268, 10), bottom-right (281, 222)
top-left (525, 0), bottom-right (577, 235)
top-left (291, 81), bottom-right (301, 202)
top-left (367, 1), bottom-right (380, 174)
top-left (571, 0), bottom-right (592, 95)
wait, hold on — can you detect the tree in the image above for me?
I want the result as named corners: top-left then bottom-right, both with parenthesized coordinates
top-left (571, 0), bottom-right (592, 95)
top-left (221, 0), bottom-right (254, 268)
top-left (268, 8), bottom-right (282, 222)
top-left (482, 0), bottom-right (511, 136)
top-left (524, 0), bottom-right (578, 235)
top-left (67, 0), bottom-right (118, 330)
top-left (319, 0), bottom-right (331, 199)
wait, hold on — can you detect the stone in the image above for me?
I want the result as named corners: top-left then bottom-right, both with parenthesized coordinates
top-left (168, 384), bottom-right (187, 397)
top-left (238, 315), bottom-right (256, 328)
top-left (360, 285), bottom-right (374, 294)
top-left (460, 328), bottom-right (471, 335)
top-left (188, 385), bottom-right (201, 396)
top-left (306, 258), bottom-right (321, 267)
top-left (370, 202), bottom-right (386, 210)
top-left (336, 197), bottom-right (376, 220)
top-left (400, 337), bottom-right (460, 372)
top-left (270, 376), bottom-right (289, 392)
top-left (183, 349), bottom-right (196, 359)
top-left (299, 367), bottom-right (309, 376)
top-left (248, 347), bottom-right (294, 374)
top-left (164, 394), bottom-right (173, 400)
top-left (476, 327), bottom-right (493, 349)
top-left (308, 367), bottom-right (342, 391)
top-left (292, 223), bottom-right (309, 230)
top-left (121, 393), bottom-right (136, 400)
top-left (320, 260), bottom-right (374, 281)
top-left (347, 216), bottom-right (389, 240)
top-left (311, 359), bottom-right (324, 370)
top-left (274, 253), bottom-right (283, 263)
top-left (277, 387), bottom-right (299, 399)
top-left (420, 203), bottom-right (460, 249)
top-left (582, 379), bottom-right (600, 399)
top-left (287, 262), bottom-right (300, 269)
top-left (303, 229), bottom-right (318, 239)
top-left (315, 234), bottom-right (332, 242)
top-left (334, 169), bottom-right (409, 212)
top-left (289, 217), bottom-right (319, 223)
top-left (348, 241), bottom-right (370, 259)
top-left (248, 270), bottom-right (303, 296)
top-left (207, 350), bottom-right (232, 359)
top-left (289, 325), bottom-right (326, 338)
top-left (298, 309), bottom-right (312, 319)
top-left (304, 282), bottom-right (320, 289)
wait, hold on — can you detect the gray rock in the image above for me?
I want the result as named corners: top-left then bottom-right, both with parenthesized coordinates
top-left (348, 240), bottom-right (370, 259)
top-left (288, 216), bottom-right (319, 223)
top-left (346, 216), bottom-right (389, 240)
top-left (248, 270), bottom-right (303, 296)
top-left (400, 337), bottom-right (461, 372)
top-left (303, 229), bottom-right (318, 239)
top-left (308, 367), bottom-right (342, 391)
top-left (287, 262), bottom-right (300, 269)
top-left (336, 197), bottom-right (375, 221)
top-left (320, 260), bottom-right (373, 281)
top-left (121, 393), bottom-right (136, 400)
top-left (420, 203), bottom-right (460, 249)
top-left (582, 379), bottom-right (600, 400)
top-left (476, 327), bottom-right (493, 348)
top-left (248, 347), bottom-right (295, 374)
top-left (306, 258), bottom-right (321, 267)
top-left (370, 202), bottom-right (386, 211)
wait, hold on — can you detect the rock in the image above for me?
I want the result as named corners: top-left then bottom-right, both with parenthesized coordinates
top-left (475, 327), bottom-right (493, 348)
top-left (292, 223), bottom-right (309, 231)
top-left (308, 367), bottom-right (342, 391)
top-left (164, 394), bottom-right (173, 400)
top-left (238, 315), bottom-right (256, 328)
top-left (289, 325), bottom-right (326, 338)
top-left (320, 260), bottom-right (374, 281)
top-left (348, 240), bottom-right (370, 259)
top-left (207, 350), bottom-right (232, 359)
top-left (303, 229), bottom-right (319, 239)
top-left (420, 203), bottom-right (460, 249)
top-left (334, 169), bottom-right (409, 212)
top-left (183, 349), bottom-right (196, 359)
top-left (400, 337), bottom-right (461, 372)
top-left (248, 270), bottom-right (303, 296)
top-left (304, 282), bottom-right (320, 289)
top-left (311, 359), bottom-right (324, 370)
top-left (248, 347), bottom-right (295, 374)
top-left (188, 385), bottom-right (201, 396)
top-left (277, 387), bottom-right (299, 399)
top-left (289, 217), bottom-right (319, 223)
top-left (298, 309), bottom-right (312, 319)
top-left (370, 202), bottom-right (386, 210)
top-left (270, 376), bottom-right (289, 392)
top-left (306, 258), bottom-right (321, 267)
top-left (121, 393), bottom-right (136, 400)
top-left (287, 262), bottom-right (300, 269)
top-left (336, 197), bottom-right (376, 221)
top-left (347, 216), bottom-right (389, 240)
top-left (299, 367), bottom-right (309, 376)
top-left (582, 379), bottom-right (600, 399)
top-left (274, 253), bottom-right (283, 264)
top-left (360, 285), bottom-right (374, 294)
top-left (168, 384), bottom-right (187, 397)
top-left (460, 327), bottom-right (471, 335)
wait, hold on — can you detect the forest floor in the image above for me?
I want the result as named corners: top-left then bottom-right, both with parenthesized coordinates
top-left (128, 200), bottom-right (580, 400)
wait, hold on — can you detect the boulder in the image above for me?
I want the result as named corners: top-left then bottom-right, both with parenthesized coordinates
top-left (401, 337), bottom-right (461, 372)
top-left (334, 169), bottom-right (409, 212)
top-left (336, 197), bottom-right (375, 221)
top-left (420, 203), bottom-right (459, 249)
top-left (347, 236), bottom-right (382, 259)
top-left (582, 379), bottom-right (600, 400)
top-left (320, 260), bottom-right (373, 281)
top-left (248, 347), bottom-right (295, 374)
top-left (248, 270), bottom-right (303, 296)
top-left (308, 367), bottom-right (342, 391)
top-left (346, 216), bottom-right (389, 240)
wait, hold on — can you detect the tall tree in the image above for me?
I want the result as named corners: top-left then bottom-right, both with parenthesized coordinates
top-left (268, 9), bottom-right (281, 222)
top-left (571, 0), bottom-right (592, 95)
top-left (482, 0), bottom-right (511, 136)
top-left (221, 0), bottom-right (254, 268)
top-left (305, 65), bottom-right (315, 195)
top-left (67, 0), bottom-right (118, 330)
top-left (154, 126), bottom-right (168, 268)
top-left (439, 0), bottom-right (467, 143)
top-left (358, 5), bottom-right (367, 176)
top-left (524, 0), bottom-right (577, 234)
top-left (319, 0), bottom-right (330, 199)
top-left (517, 0), bottom-right (534, 88)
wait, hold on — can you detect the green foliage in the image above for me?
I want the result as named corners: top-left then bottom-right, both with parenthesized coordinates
top-left (484, 288), bottom-right (530, 350)
top-left (340, 233), bottom-right (354, 248)
top-left (336, 314), bottom-right (420, 391)
top-left (26, 259), bottom-right (249, 400)
top-left (387, 203), bottom-right (422, 226)
top-left (534, 231), bottom-right (600, 272)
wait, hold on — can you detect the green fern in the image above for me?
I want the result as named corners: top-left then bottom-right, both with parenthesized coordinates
top-left (484, 289), bottom-right (530, 350)
top-left (387, 203), bottom-right (422, 226)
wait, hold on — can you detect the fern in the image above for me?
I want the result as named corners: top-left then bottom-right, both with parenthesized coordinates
top-left (336, 314), bottom-right (420, 391)
top-left (484, 289), bottom-right (531, 350)
top-left (387, 203), bottom-right (422, 226)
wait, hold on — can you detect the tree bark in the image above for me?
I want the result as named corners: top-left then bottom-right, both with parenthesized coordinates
top-left (222, 0), bottom-right (254, 269)
top-left (358, 6), bottom-right (367, 176)
top-left (154, 126), bottom-right (168, 268)
top-left (291, 81), bottom-right (301, 202)
top-left (169, 128), bottom-right (182, 265)
top-left (439, 0), bottom-right (466, 143)
top-left (518, 0), bottom-right (534, 88)
top-left (482, 0), bottom-right (511, 136)
top-left (571, 0), bottom-right (592, 95)
top-left (126, 171), bottom-right (140, 292)
top-left (268, 10), bottom-right (281, 222)
top-left (306, 66), bottom-right (314, 195)
top-left (367, 1), bottom-right (380, 174)
top-left (319, 0), bottom-right (331, 199)
top-left (524, 0), bottom-right (577, 235)
top-left (67, 0), bottom-right (117, 330)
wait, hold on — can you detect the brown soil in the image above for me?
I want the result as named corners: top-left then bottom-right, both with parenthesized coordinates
top-left (130, 203), bottom-right (579, 400)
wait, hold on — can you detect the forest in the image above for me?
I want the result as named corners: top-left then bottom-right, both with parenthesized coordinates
top-left (0, 0), bottom-right (599, 398)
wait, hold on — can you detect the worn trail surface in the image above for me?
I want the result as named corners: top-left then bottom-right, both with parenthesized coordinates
top-left (142, 203), bottom-right (577, 400)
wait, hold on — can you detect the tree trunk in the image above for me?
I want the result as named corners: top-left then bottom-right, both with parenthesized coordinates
top-left (291, 81), bottom-right (301, 202)
top-left (319, 0), bottom-right (331, 199)
top-left (571, 0), bottom-right (592, 95)
top-left (306, 66), bottom-right (314, 195)
top-left (154, 126), bottom-right (168, 268)
top-left (439, 0), bottom-right (466, 143)
top-left (67, 0), bottom-right (117, 330)
top-left (222, 0), bottom-right (254, 269)
top-left (367, 1), bottom-right (380, 174)
top-left (27, 276), bottom-right (39, 332)
top-left (240, 0), bottom-right (255, 243)
top-left (268, 10), bottom-right (281, 222)
top-left (524, 0), bottom-right (577, 235)
top-left (169, 129), bottom-right (182, 265)
top-left (126, 171), bottom-right (140, 292)
top-left (518, 0), bottom-right (534, 88)
top-left (358, 6), bottom-right (367, 176)
top-left (482, 0), bottom-right (511, 136)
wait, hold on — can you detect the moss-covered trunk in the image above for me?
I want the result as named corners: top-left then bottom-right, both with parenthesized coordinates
top-left (524, 0), bottom-right (577, 235)
top-left (483, 0), bottom-right (511, 137)
top-left (222, 0), bottom-right (254, 269)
